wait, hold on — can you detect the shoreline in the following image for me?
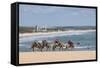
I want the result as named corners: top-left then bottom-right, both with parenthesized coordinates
top-left (19, 51), bottom-right (96, 64)
top-left (19, 29), bottom-right (96, 38)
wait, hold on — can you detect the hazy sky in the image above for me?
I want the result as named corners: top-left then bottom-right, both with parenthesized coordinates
top-left (19, 4), bottom-right (96, 27)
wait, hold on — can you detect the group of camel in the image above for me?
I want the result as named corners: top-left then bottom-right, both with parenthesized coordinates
top-left (31, 39), bottom-right (75, 51)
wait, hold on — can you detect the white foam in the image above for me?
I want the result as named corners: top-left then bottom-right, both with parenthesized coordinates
top-left (19, 30), bottom-right (95, 43)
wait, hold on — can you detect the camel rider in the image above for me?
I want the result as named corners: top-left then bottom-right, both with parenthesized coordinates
top-left (68, 40), bottom-right (74, 47)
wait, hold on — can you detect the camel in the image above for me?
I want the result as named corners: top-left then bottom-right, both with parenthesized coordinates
top-left (31, 40), bottom-right (75, 52)
top-left (52, 39), bottom-right (64, 51)
top-left (66, 40), bottom-right (74, 49)
top-left (41, 40), bottom-right (50, 51)
top-left (31, 41), bottom-right (42, 51)
top-left (31, 40), bottom-right (50, 51)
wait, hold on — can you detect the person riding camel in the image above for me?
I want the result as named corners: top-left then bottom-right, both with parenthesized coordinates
top-left (54, 39), bottom-right (59, 43)
top-left (53, 39), bottom-right (64, 51)
top-left (67, 40), bottom-right (74, 48)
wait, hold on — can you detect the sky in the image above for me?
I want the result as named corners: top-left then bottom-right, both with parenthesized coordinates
top-left (19, 4), bottom-right (96, 27)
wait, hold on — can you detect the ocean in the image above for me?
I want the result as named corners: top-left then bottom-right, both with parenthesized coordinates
top-left (19, 30), bottom-right (96, 52)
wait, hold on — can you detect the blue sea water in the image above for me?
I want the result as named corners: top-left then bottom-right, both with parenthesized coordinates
top-left (19, 31), bottom-right (96, 52)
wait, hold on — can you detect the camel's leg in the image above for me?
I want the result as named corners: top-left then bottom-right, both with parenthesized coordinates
top-left (72, 45), bottom-right (74, 48)
top-left (59, 47), bottom-right (63, 51)
top-left (66, 44), bottom-right (69, 50)
top-left (61, 47), bottom-right (63, 51)
top-left (59, 47), bottom-right (61, 51)
top-left (46, 47), bottom-right (48, 51)
top-left (70, 45), bottom-right (74, 49)
top-left (40, 48), bottom-right (42, 52)
top-left (66, 46), bottom-right (68, 50)
top-left (53, 46), bottom-right (56, 51)
top-left (32, 48), bottom-right (34, 51)
top-left (46, 46), bottom-right (50, 51)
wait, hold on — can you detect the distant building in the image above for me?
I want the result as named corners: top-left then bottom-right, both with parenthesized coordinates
top-left (42, 26), bottom-right (47, 32)
top-left (35, 25), bottom-right (38, 32)
top-left (33, 25), bottom-right (47, 32)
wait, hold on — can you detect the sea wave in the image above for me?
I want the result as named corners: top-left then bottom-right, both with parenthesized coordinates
top-left (19, 30), bottom-right (96, 43)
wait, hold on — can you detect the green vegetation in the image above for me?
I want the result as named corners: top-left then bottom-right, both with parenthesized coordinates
top-left (19, 27), bottom-right (34, 33)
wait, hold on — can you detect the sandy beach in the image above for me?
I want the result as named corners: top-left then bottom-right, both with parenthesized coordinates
top-left (19, 30), bottom-right (96, 38)
top-left (19, 51), bottom-right (96, 64)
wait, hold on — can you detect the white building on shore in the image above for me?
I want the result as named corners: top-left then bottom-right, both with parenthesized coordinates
top-left (33, 25), bottom-right (47, 32)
